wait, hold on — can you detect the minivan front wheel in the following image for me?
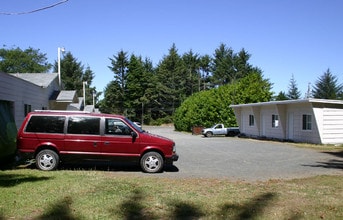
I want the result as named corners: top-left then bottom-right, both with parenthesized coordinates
top-left (140, 152), bottom-right (164, 173)
top-left (35, 149), bottom-right (59, 171)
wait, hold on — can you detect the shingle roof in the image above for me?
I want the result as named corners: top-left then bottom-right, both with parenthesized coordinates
top-left (11, 73), bottom-right (58, 88)
top-left (49, 90), bottom-right (77, 102)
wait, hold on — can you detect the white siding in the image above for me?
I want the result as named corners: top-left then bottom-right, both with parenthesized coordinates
top-left (241, 109), bottom-right (259, 136)
top-left (260, 107), bottom-right (284, 139)
top-left (231, 100), bottom-right (328, 144)
top-left (287, 103), bottom-right (321, 144)
top-left (321, 108), bottom-right (343, 144)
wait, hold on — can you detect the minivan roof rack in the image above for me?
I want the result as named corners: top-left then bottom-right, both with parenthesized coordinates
top-left (34, 110), bottom-right (91, 113)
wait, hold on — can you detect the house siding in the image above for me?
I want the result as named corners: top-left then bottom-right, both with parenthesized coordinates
top-left (321, 108), bottom-right (343, 144)
top-left (260, 107), bottom-right (284, 139)
top-left (241, 108), bottom-right (259, 136)
top-left (0, 72), bottom-right (58, 128)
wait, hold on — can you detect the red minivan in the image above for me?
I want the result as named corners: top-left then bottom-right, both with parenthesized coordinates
top-left (17, 111), bottom-right (178, 173)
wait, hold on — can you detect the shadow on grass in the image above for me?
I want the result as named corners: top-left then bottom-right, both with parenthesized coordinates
top-left (116, 188), bottom-right (203, 219)
top-left (35, 197), bottom-right (82, 220)
top-left (218, 192), bottom-right (282, 219)
top-left (0, 173), bottom-right (52, 188)
top-left (169, 201), bottom-right (204, 219)
top-left (117, 188), bottom-right (157, 220)
top-left (116, 189), bottom-right (283, 219)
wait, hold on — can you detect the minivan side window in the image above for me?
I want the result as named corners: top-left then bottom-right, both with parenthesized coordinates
top-left (67, 116), bottom-right (100, 135)
top-left (25, 116), bottom-right (65, 133)
top-left (105, 118), bottom-right (132, 135)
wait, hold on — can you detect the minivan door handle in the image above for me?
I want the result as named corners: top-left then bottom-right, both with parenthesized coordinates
top-left (93, 142), bottom-right (98, 147)
top-left (104, 141), bottom-right (110, 145)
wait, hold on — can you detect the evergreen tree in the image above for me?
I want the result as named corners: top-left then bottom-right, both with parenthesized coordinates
top-left (212, 43), bottom-right (235, 86)
top-left (53, 52), bottom-right (84, 94)
top-left (155, 44), bottom-right (185, 119)
top-left (125, 55), bottom-right (157, 122)
top-left (287, 74), bottom-right (301, 99)
top-left (233, 48), bottom-right (252, 79)
top-left (126, 55), bottom-right (146, 118)
top-left (0, 46), bottom-right (51, 73)
top-left (82, 66), bottom-right (100, 105)
top-left (199, 54), bottom-right (212, 90)
top-left (53, 52), bottom-right (98, 106)
top-left (107, 50), bottom-right (129, 113)
top-left (312, 69), bottom-right (343, 99)
top-left (274, 91), bottom-right (289, 101)
top-left (100, 81), bottom-right (122, 113)
top-left (211, 44), bottom-right (253, 87)
top-left (182, 50), bottom-right (200, 96)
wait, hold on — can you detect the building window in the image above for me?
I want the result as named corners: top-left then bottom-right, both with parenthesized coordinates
top-left (249, 114), bottom-right (254, 126)
top-left (24, 104), bottom-right (31, 116)
top-left (272, 114), bottom-right (279, 128)
top-left (302, 114), bottom-right (312, 130)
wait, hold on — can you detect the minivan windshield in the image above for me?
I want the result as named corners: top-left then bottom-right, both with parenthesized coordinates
top-left (126, 118), bottom-right (144, 133)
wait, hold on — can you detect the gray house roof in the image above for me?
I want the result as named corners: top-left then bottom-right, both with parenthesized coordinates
top-left (10, 73), bottom-right (58, 88)
top-left (50, 90), bottom-right (77, 102)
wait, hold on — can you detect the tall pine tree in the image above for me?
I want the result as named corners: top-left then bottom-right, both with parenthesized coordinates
top-left (107, 50), bottom-right (129, 114)
top-left (287, 74), bottom-right (301, 99)
top-left (312, 69), bottom-right (342, 99)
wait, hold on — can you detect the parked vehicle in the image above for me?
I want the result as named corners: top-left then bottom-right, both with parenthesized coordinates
top-left (202, 124), bottom-right (240, 137)
top-left (17, 111), bottom-right (178, 173)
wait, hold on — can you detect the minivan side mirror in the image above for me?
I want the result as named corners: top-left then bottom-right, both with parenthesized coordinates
top-left (131, 131), bottom-right (137, 142)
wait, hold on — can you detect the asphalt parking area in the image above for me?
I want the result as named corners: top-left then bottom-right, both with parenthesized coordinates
top-left (146, 126), bottom-right (343, 181)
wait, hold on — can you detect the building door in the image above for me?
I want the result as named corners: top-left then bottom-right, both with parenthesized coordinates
top-left (287, 113), bottom-right (294, 140)
top-left (261, 114), bottom-right (266, 136)
top-left (0, 100), bottom-right (17, 159)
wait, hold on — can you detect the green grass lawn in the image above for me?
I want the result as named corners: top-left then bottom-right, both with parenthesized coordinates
top-left (0, 169), bottom-right (342, 219)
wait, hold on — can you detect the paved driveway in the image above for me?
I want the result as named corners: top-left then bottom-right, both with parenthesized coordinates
top-left (146, 126), bottom-right (342, 181)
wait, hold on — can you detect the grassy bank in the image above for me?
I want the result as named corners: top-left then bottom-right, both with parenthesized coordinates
top-left (0, 169), bottom-right (342, 219)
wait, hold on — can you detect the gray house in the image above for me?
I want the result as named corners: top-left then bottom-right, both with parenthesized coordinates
top-left (230, 99), bottom-right (343, 144)
top-left (0, 72), bottom-right (81, 129)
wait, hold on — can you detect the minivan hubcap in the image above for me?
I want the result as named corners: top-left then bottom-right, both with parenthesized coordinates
top-left (145, 156), bottom-right (159, 170)
top-left (39, 154), bottom-right (54, 168)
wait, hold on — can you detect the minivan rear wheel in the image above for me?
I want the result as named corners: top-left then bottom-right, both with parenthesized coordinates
top-left (35, 149), bottom-right (59, 171)
top-left (140, 152), bottom-right (164, 173)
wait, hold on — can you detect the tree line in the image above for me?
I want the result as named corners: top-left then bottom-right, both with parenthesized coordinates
top-left (101, 43), bottom-right (267, 124)
top-left (0, 45), bottom-right (342, 126)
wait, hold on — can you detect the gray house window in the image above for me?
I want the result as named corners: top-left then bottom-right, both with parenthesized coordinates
top-left (249, 114), bottom-right (254, 126)
top-left (272, 114), bottom-right (279, 128)
top-left (24, 104), bottom-right (31, 116)
top-left (302, 114), bottom-right (312, 130)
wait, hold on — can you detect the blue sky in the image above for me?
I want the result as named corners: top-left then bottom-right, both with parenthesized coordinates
top-left (1, 0), bottom-right (342, 98)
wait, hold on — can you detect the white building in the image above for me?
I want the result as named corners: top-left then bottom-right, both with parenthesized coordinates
top-left (230, 99), bottom-right (343, 144)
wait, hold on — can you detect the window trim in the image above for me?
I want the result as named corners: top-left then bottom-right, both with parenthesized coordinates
top-left (24, 104), bottom-right (31, 116)
top-left (272, 114), bottom-right (279, 128)
top-left (249, 114), bottom-right (255, 126)
top-left (302, 114), bottom-right (312, 130)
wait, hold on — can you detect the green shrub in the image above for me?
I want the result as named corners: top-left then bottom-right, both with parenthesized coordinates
top-left (174, 73), bottom-right (273, 132)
